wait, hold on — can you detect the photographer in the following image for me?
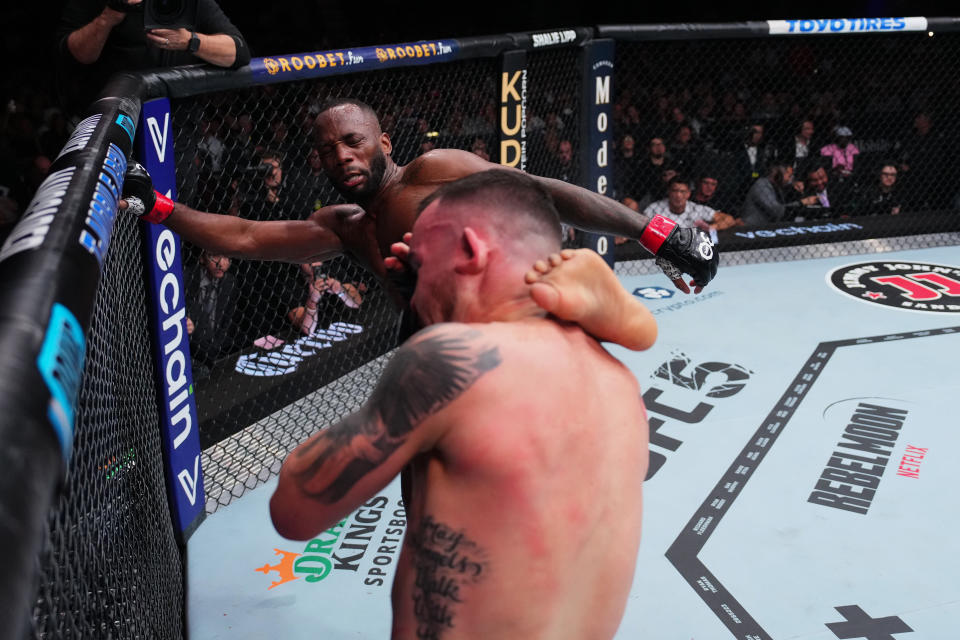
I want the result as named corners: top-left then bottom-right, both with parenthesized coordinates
top-left (56, 0), bottom-right (250, 117)
top-left (230, 150), bottom-right (308, 346)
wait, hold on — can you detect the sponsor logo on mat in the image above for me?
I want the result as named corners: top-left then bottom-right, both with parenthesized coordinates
top-left (256, 495), bottom-right (406, 590)
top-left (829, 261), bottom-right (960, 312)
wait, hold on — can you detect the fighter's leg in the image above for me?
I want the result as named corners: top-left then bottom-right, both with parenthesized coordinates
top-left (525, 249), bottom-right (658, 351)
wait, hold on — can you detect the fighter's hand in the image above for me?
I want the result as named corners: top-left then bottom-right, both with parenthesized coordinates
top-left (118, 162), bottom-right (174, 224)
top-left (384, 232), bottom-right (413, 273)
top-left (384, 232), bottom-right (417, 302)
top-left (639, 214), bottom-right (718, 294)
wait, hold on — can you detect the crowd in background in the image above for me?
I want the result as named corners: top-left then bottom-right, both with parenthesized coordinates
top-left (3, 7), bottom-right (960, 367)
top-left (5, 23), bottom-right (960, 240)
top-left (607, 85), bottom-right (954, 230)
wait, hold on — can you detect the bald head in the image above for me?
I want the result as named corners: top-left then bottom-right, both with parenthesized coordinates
top-left (316, 98), bottom-right (380, 126)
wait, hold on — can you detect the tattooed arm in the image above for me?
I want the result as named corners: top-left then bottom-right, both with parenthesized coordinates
top-left (270, 324), bottom-right (502, 540)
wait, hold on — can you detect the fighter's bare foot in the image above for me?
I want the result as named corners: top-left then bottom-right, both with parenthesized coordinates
top-left (525, 249), bottom-right (658, 351)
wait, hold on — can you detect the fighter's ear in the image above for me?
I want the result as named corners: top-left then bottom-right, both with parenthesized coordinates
top-left (455, 226), bottom-right (488, 275)
top-left (380, 131), bottom-right (392, 157)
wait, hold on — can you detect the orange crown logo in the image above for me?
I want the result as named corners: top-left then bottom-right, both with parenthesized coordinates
top-left (255, 548), bottom-right (301, 590)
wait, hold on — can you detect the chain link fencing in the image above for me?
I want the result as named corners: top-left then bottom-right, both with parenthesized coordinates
top-left (29, 213), bottom-right (184, 639)
top-left (610, 30), bottom-right (960, 272)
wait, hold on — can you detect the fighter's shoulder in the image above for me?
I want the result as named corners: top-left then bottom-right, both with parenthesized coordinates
top-left (401, 322), bottom-right (501, 358)
top-left (403, 148), bottom-right (493, 183)
top-left (375, 324), bottom-right (504, 416)
top-left (309, 203), bottom-right (366, 228)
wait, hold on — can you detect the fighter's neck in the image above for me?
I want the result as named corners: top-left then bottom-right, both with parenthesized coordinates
top-left (355, 162), bottom-right (403, 214)
top-left (462, 295), bottom-right (546, 325)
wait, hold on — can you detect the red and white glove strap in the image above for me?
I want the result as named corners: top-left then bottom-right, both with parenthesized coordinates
top-left (144, 191), bottom-right (175, 224)
top-left (638, 214), bottom-right (677, 254)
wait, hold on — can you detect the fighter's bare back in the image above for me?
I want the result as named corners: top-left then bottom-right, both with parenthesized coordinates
top-left (388, 319), bottom-right (648, 639)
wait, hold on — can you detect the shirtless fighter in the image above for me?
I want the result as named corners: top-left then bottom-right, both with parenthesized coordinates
top-left (121, 98), bottom-right (716, 347)
top-left (270, 170), bottom-right (650, 639)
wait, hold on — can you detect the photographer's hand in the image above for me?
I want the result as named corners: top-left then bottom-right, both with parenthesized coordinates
top-left (66, 0), bottom-right (142, 63)
top-left (146, 28), bottom-right (189, 51)
top-left (146, 27), bottom-right (240, 67)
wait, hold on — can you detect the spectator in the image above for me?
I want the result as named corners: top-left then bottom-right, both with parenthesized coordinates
top-left (669, 124), bottom-right (698, 176)
top-left (753, 91), bottom-right (781, 121)
top-left (440, 108), bottom-right (466, 146)
top-left (232, 150), bottom-right (305, 343)
top-left (820, 125), bottom-right (859, 181)
top-left (265, 115), bottom-right (299, 163)
top-left (635, 136), bottom-right (674, 207)
top-left (740, 163), bottom-right (818, 226)
top-left (643, 175), bottom-right (716, 229)
top-left (287, 261), bottom-right (366, 336)
top-left (897, 111), bottom-right (949, 210)
top-left (782, 119), bottom-right (816, 170)
top-left (56, 0), bottom-right (251, 117)
top-left (691, 170), bottom-right (740, 229)
top-left (184, 251), bottom-right (240, 376)
top-left (798, 158), bottom-right (854, 218)
top-left (461, 101), bottom-right (497, 140)
top-left (620, 103), bottom-right (643, 139)
top-left (196, 113), bottom-right (226, 173)
top-left (689, 97), bottom-right (717, 147)
top-left (613, 133), bottom-right (641, 200)
top-left (469, 137), bottom-right (490, 161)
top-left (286, 145), bottom-right (330, 216)
top-left (552, 139), bottom-right (578, 248)
top-left (731, 122), bottom-right (778, 204)
top-left (716, 100), bottom-right (750, 150)
top-left (223, 112), bottom-right (258, 170)
top-left (859, 163), bottom-right (903, 216)
top-left (237, 150), bottom-right (285, 212)
top-left (553, 139), bottom-right (577, 184)
top-left (691, 172), bottom-right (722, 209)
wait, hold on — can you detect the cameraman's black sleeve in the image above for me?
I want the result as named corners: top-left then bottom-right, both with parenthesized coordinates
top-left (196, 0), bottom-right (252, 68)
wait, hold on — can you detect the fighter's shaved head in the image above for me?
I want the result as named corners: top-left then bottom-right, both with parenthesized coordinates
top-left (417, 170), bottom-right (563, 255)
top-left (316, 98), bottom-right (381, 129)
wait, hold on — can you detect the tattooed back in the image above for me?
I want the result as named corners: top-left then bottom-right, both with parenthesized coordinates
top-left (391, 318), bottom-right (649, 640)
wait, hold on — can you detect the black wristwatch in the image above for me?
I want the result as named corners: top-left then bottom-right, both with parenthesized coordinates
top-left (188, 32), bottom-right (200, 53)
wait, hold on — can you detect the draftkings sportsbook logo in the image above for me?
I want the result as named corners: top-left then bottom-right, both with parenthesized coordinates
top-left (829, 261), bottom-right (960, 312)
top-left (256, 495), bottom-right (406, 590)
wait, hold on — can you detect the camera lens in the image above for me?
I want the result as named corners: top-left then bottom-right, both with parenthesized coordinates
top-left (155, 0), bottom-right (184, 19)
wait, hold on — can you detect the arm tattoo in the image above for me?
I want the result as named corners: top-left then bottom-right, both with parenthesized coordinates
top-left (375, 329), bottom-right (501, 437)
top-left (411, 515), bottom-right (487, 639)
top-left (293, 327), bottom-right (501, 503)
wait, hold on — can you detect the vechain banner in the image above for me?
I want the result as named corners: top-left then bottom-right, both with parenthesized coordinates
top-left (768, 17), bottom-right (927, 35)
top-left (137, 98), bottom-right (205, 543)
